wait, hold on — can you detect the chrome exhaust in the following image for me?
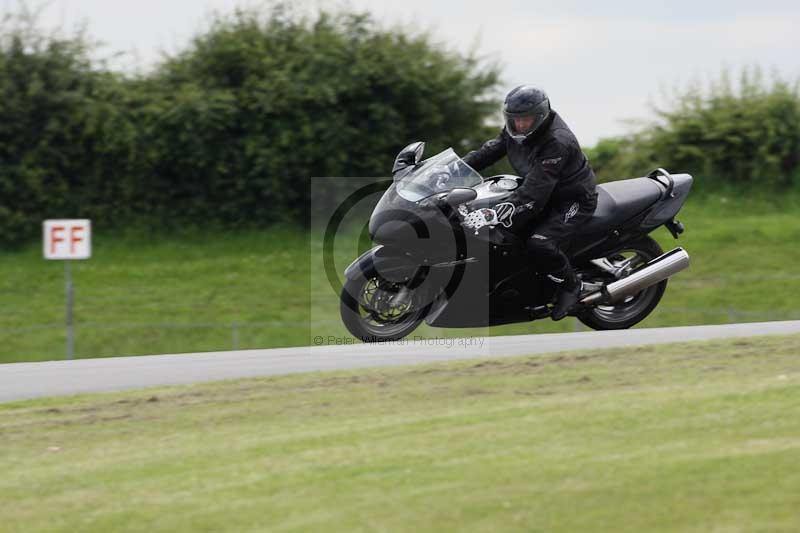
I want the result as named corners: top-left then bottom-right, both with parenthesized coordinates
top-left (581, 248), bottom-right (690, 305)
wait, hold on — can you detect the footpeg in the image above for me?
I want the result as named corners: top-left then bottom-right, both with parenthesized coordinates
top-left (525, 305), bottom-right (551, 319)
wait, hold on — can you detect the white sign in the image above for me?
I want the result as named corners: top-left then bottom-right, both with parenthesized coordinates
top-left (43, 219), bottom-right (92, 260)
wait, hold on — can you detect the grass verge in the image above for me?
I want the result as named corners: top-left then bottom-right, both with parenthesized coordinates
top-left (1, 333), bottom-right (799, 532)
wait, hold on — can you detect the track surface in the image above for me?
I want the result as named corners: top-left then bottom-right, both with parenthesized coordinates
top-left (2, 321), bottom-right (799, 402)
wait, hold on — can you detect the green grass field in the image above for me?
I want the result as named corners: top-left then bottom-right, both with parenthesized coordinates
top-left (1, 193), bottom-right (799, 362)
top-left (1, 334), bottom-right (799, 532)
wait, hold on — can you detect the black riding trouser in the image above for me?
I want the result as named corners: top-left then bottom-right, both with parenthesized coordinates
top-left (524, 194), bottom-right (597, 281)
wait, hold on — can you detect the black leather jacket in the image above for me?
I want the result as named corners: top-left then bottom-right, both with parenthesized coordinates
top-left (463, 111), bottom-right (597, 217)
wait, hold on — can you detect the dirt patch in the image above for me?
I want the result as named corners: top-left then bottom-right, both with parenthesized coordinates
top-left (472, 361), bottom-right (504, 369)
top-left (464, 388), bottom-right (492, 396)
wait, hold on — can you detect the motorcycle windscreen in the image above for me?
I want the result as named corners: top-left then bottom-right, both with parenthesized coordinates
top-left (395, 148), bottom-right (483, 202)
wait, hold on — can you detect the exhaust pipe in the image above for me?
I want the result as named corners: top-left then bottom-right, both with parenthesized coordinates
top-left (581, 248), bottom-right (690, 305)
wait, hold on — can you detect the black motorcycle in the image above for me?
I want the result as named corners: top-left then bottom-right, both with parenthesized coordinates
top-left (340, 142), bottom-right (692, 342)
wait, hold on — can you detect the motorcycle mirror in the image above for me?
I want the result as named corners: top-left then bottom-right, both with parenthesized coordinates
top-left (443, 188), bottom-right (477, 206)
top-left (392, 141), bottom-right (425, 175)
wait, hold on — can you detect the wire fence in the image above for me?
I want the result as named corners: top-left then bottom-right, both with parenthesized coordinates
top-left (0, 320), bottom-right (299, 361)
top-left (0, 320), bottom-right (295, 344)
top-left (2, 306), bottom-right (799, 362)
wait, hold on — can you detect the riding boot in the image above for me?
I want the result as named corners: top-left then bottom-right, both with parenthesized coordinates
top-left (549, 269), bottom-right (581, 321)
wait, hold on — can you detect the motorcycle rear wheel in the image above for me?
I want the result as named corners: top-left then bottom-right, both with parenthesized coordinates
top-left (577, 236), bottom-right (667, 330)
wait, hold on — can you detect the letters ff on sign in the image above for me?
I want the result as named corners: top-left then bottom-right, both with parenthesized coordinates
top-left (43, 220), bottom-right (92, 260)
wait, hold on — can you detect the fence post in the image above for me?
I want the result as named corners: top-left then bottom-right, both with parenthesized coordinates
top-left (232, 322), bottom-right (240, 351)
top-left (65, 261), bottom-right (74, 360)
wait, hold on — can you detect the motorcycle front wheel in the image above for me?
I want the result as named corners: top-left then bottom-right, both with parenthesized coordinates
top-left (339, 275), bottom-right (430, 343)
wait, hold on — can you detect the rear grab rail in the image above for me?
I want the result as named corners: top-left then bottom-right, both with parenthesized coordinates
top-left (647, 167), bottom-right (675, 198)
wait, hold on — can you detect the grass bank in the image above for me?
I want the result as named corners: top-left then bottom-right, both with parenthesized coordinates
top-left (1, 193), bottom-right (799, 362)
top-left (1, 334), bottom-right (799, 531)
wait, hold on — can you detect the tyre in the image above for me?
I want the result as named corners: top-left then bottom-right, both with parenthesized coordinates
top-left (577, 236), bottom-right (667, 330)
top-left (340, 275), bottom-right (429, 342)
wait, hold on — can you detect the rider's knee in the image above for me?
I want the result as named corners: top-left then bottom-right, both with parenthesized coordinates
top-left (527, 233), bottom-right (557, 255)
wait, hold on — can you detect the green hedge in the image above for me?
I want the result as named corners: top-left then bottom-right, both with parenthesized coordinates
top-left (586, 69), bottom-right (800, 190)
top-left (0, 6), bottom-right (500, 246)
top-left (4, 6), bottom-right (797, 248)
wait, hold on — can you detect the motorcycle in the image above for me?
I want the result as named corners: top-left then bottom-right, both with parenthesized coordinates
top-left (339, 141), bottom-right (692, 342)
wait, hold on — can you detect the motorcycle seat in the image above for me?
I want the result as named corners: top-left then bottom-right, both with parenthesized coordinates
top-left (583, 177), bottom-right (663, 233)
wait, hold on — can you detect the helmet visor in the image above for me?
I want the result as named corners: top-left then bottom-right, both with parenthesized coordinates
top-left (505, 113), bottom-right (539, 137)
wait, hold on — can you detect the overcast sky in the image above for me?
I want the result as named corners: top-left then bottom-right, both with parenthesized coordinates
top-left (8, 0), bottom-right (800, 145)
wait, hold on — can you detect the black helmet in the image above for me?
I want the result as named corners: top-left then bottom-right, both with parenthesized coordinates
top-left (503, 85), bottom-right (551, 143)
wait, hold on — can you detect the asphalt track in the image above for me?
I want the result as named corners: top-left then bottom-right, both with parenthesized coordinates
top-left (2, 320), bottom-right (799, 402)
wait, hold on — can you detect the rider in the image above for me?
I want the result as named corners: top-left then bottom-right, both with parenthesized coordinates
top-left (462, 85), bottom-right (598, 321)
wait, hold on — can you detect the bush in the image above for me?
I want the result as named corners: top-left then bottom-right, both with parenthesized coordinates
top-left (0, 12), bottom-right (141, 245)
top-left (0, 5), bottom-right (501, 245)
top-left (588, 68), bottom-right (800, 191)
